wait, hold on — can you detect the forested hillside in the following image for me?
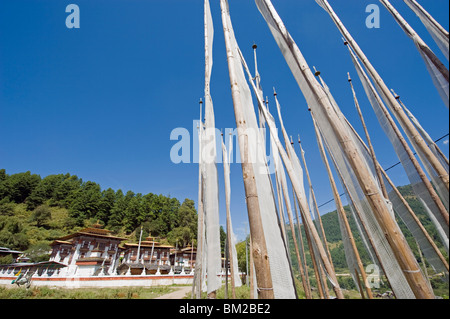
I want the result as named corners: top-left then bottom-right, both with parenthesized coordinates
top-left (0, 169), bottom-right (198, 263)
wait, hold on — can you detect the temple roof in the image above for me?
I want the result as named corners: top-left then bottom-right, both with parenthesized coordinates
top-left (50, 240), bottom-right (72, 246)
top-left (76, 257), bottom-right (105, 263)
top-left (52, 223), bottom-right (127, 243)
top-left (0, 247), bottom-right (23, 254)
top-left (123, 242), bottom-right (174, 249)
top-left (180, 246), bottom-right (197, 252)
top-left (0, 261), bottom-right (67, 269)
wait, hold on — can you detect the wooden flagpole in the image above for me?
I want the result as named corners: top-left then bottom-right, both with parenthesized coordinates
top-left (345, 80), bottom-right (450, 273)
top-left (259, 0), bottom-right (434, 298)
top-left (380, 0), bottom-right (449, 187)
top-left (239, 47), bottom-right (343, 299)
top-left (194, 99), bottom-right (204, 299)
top-left (279, 152), bottom-right (312, 299)
top-left (312, 116), bottom-right (374, 299)
top-left (404, 0), bottom-right (449, 63)
top-left (347, 73), bottom-right (389, 199)
top-left (342, 101), bottom-right (450, 283)
top-left (296, 137), bottom-right (333, 298)
top-left (220, 0), bottom-right (274, 299)
top-left (290, 177), bottom-right (325, 298)
top-left (326, 146), bottom-right (398, 297)
top-left (249, 235), bottom-right (255, 299)
top-left (405, 0), bottom-right (449, 39)
top-left (291, 186), bottom-right (312, 296)
top-left (391, 89), bottom-right (449, 166)
top-left (380, 0), bottom-right (449, 83)
top-left (222, 133), bottom-right (237, 299)
top-left (225, 231), bottom-right (229, 299)
top-left (380, 166), bottom-right (450, 272)
top-left (271, 89), bottom-right (326, 299)
top-left (299, 205), bottom-right (326, 299)
top-left (267, 95), bottom-right (311, 298)
top-left (320, 0), bottom-right (449, 225)
top-left (343, 41), bottom-right (449, 228)
top-left (298, 136), bottom-right (335, 274)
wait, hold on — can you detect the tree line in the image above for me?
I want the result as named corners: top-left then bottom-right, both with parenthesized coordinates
top-left (0, 169), bottom-right (198, 255)
top-left (1, 168), bottom-right (446, 284)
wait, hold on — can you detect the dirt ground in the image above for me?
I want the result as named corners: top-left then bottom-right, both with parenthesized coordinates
top-left (154, 285), bottom-right (192, 299)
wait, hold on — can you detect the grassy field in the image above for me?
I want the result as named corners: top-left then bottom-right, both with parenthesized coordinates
top-left (2, 281), bottom-right (446, 299)
top-left (0, 285), bottom-right (175, 299)
top-left (191, 282), bottom-right (363, 299)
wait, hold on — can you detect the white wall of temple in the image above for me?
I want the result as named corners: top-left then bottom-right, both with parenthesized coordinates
top-left (66, 242), bottom-right (81, 276)
top-left (0, 260), bottom-right (198, 289)
top-left (76, 265), bottom-right (97, 277)
top-left (0, 273), bottom-right (195, 288)
top-left (49, 241), bottom-right (123, 276)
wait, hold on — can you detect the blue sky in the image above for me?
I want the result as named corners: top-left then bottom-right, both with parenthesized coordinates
top-left (1, 0), bottom-right (448, 241)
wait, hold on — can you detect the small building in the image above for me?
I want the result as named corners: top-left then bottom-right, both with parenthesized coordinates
top-left (49, 222), bottom-right (126, 276)
top-left (118, 236), bottom-right (174, 275)
top-left (3, 222), bottom-right (199, 280)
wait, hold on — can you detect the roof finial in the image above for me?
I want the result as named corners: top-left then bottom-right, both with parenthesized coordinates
top-left (391, 88), bottom-right (400, 99)
top-left (313, 66), bottom-right (321, 77)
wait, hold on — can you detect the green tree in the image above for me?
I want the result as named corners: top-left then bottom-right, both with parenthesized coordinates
top-left (220, 226), bottom-right (226, 253)
top-left (0, 254), bottom-right (14, 265)
top-left (30, 205), bottom-right (52, 228)
top-left (0, 169), bottom-right (8, 200)
top-left (1, 171), bottom-right (41, 204)
top-left (97, 188), bottom-right (116, 225)
top-left (123, 193), bottom-right (143, 233)
top-left (0, 198), bottom-right (15, 216)
top-left (108, 190), bottom-right (131, 232)
top-left (235, 237), bottom-right (249, 273)
top-left (0, 169), bottom-right (6, 182)
top-left (52, 174), bottom-right (82, 207)
top-left (25, 242), bottom-right (51, 263)
top-left (68, 181), bottom-right (102, 226)
top-left (177, 199), bottom-right (197, 229)
top-left (147, 217), bottom-right (168, 237)
top-left (148, 195), bottom-right (180, 236)
top-left (166, 199), bottom-right (198, 247)
top-left (0, 217), bottom-right (29, 250)
top-left (26, 174), bottom-right (66, 210)
top-left (140, 193), bottom-right (157, 221)
top-left (167, 226), bottom-right (194, 247)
